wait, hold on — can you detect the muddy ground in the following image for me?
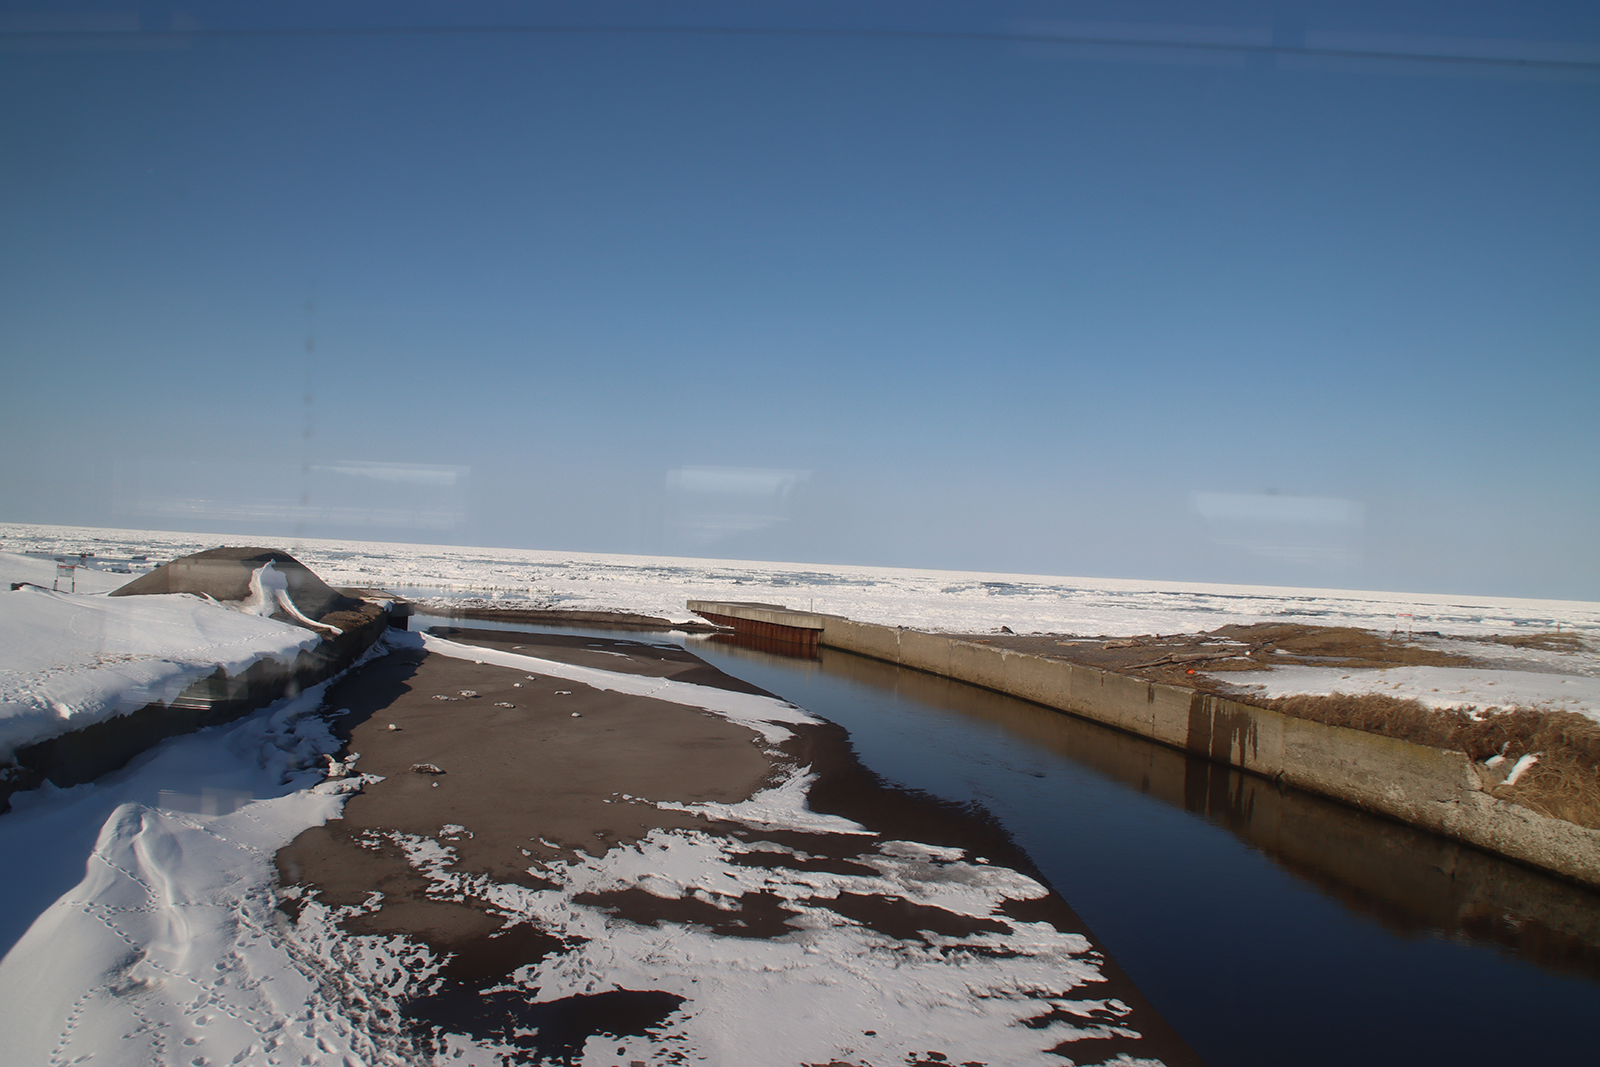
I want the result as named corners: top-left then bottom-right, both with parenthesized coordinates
top-left (275, 628), bottom-right (1202, 1066)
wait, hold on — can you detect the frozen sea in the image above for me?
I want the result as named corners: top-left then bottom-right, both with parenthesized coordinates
top-left (6, 522), bottom-right (1597, 640)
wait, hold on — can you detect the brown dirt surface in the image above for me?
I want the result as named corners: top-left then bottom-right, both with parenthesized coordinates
top-left (274, 629), bottom-right (1202, 1066)
top-left (1491, 631), bottom-right (1587, 653)
top-left (277, 638), bottom-right (774, 892)
top-left (958, 622), bottom-right (1477, 694)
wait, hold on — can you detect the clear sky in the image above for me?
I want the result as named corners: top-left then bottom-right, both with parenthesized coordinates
top-left (3, 1), bottom-right (1597, 600)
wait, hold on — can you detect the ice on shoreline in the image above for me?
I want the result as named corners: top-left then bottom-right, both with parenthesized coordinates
top-left (6, 522), bottom-right (1596, 640)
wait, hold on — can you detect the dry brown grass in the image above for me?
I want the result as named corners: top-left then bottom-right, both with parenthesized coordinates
top-left (1265, 693), bottom-right (1600, 830)
top-left (1493, 631), bottom-right (1587, 653)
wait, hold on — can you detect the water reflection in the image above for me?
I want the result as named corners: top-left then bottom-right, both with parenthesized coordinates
top-left (415, 618), bottom-right (1600, 1064)
top-left (702, 629), bottom-right (821, 660)
top-left (715, 641), bottom-right (1600, 983)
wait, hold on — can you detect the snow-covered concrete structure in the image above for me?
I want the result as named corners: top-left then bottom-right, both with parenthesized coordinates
top-left (0, 548), bottom-right (396, 809)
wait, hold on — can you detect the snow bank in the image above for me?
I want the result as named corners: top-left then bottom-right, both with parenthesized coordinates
top-left (0, 673), bottom-right (410, 1065)
top-left (0, 793), bottom-right (382, 1065)
top-left (0, 584), bottom-right (321, 760)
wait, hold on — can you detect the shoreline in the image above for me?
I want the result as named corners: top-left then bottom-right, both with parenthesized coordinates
top-left (791, 609), bottom-right (1600, 891)
top-left (274, 627), bottom-right (1202, 1065)
top-left (5, 556), bottom-right (1598, 1063)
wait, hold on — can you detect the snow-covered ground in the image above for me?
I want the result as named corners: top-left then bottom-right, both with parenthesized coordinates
top-left (0, 633), bottom-right (1153, 1067)
top-left (5, 522), bottom-right (1596, 722)
top-left (1, 521), bottom-right (1596, 1065)
top-left (0, 552), bottom-right (323, 761)
top-left (1223, 662), bottom-right (1600, 718)
top-left (0, 663), bottom-right (398, 1065)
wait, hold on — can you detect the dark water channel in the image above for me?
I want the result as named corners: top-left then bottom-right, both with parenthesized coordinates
top-left (418, 619), bottom-right (1600, 1066)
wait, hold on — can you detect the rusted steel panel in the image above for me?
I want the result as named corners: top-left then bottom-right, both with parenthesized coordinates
top-left (698, 611), bottom-right (821, 654)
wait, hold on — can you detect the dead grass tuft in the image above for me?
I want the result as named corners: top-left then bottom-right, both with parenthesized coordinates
top-left (1265, 695), bottom-right (1600, 830)
top-left (1493, 631), bottom-right (1586, 653)
top-left (1267, 692), bottom-right (1456, 747)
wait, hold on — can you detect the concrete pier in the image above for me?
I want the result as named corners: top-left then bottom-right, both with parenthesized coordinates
top-left (688, 602), bottom-right (1600, 891)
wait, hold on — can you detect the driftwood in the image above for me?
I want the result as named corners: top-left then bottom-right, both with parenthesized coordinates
top-left (1102, 637), bottom-right (1150, 649)
top-left (1125, 650), bottom-right (1246, 670)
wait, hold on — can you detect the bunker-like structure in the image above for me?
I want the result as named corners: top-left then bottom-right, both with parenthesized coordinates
top-left (4, 548), bottom-right (400, 811)
top-left (111, 546), bottom-right (362, 623)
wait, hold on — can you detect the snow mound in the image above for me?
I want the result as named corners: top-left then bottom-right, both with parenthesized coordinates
top-left (0, 585), bottom-right (320, 761)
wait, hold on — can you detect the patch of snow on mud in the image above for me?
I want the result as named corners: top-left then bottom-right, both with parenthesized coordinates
top-left (416, 630), bottom-right (817, 745)
top-left (654, 770), bottom-right (872, 835)
top-left (309, 808), bottom-right (1124, 1065)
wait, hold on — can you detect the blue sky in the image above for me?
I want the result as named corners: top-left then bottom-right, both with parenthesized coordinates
top-left (3, 2), bottom-right (1597, 599)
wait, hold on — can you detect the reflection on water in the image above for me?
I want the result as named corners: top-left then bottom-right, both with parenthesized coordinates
top-left (416, 617), bottom-right (1599, 1066)
top-left (701, 629), bottom-right (821, 660)
top-left (686, 638), bottom-right (1600, 1067)
top-left (813, 648), bottom-right (1600, 978)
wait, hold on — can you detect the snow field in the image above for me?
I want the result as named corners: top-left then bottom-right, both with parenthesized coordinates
top-left (0, 553), bottom-right (324, 761)
top-left (5, 523), bottom-right (1596, 640)
top-left (0, 670), bottom-right (422, 1066)
top-left (1, 630), bottom-right (1158, 1066)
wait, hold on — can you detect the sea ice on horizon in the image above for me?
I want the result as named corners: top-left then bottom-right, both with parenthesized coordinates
top-left (5, 522), bottom-right (1596, 641)
top-left (7, 523), bottom-right (1599, 730)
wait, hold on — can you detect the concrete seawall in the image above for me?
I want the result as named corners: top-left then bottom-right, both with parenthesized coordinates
top-left (689, 602), bottom-right (1600, 890)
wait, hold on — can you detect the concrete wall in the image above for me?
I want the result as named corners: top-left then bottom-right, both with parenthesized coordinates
top-left (816, 646), bottom-right (1600, 965)
top-left (687, 600), bottom-right (826, 632)
top-left (815, 616), bottom-right (1600, 891)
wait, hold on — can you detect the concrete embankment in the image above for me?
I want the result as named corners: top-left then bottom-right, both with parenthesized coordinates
top-left (688, 601), bottom-right (1600, 891)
